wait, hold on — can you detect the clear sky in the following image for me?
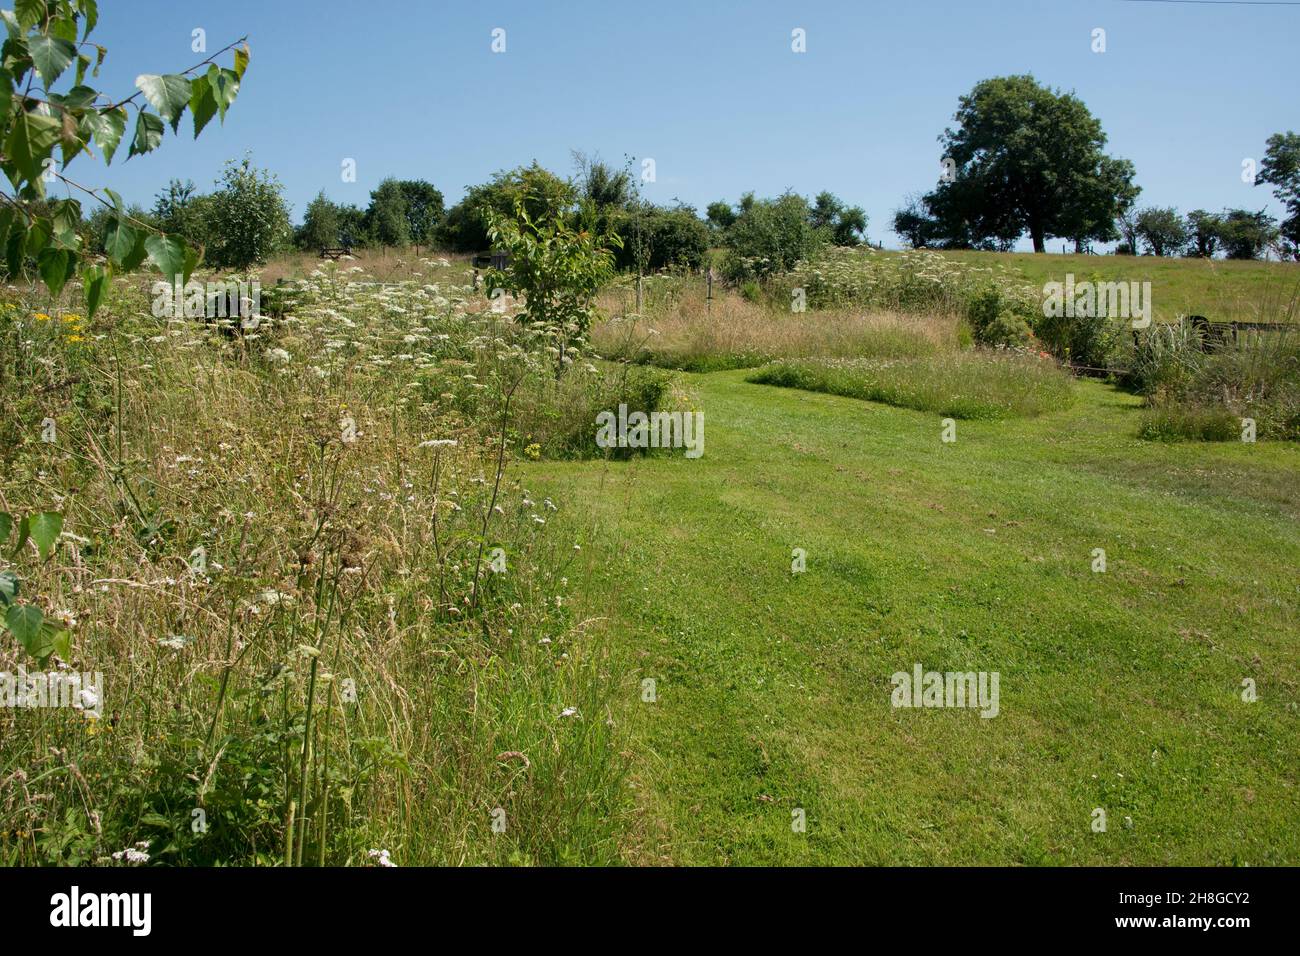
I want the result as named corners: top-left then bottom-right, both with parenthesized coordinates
top-left (85, 0), bottom-right (1298, 250)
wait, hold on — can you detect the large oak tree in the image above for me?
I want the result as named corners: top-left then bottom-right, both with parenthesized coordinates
top-left (920, 75), bottom-right (1138, 253)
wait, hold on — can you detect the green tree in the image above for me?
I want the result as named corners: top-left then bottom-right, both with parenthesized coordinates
top-left (485, 199), bottom-right (619, 376)
top-left (298, 190), bottom-right (340, 250)
top-left (610, 202), bottom-right (708, 272)
top-left (1135, 207), bottom-right (1188, 257)
top-left (1185, 209), bottom-right (1224, 259)
top-left (706, 200), bottom-right (736, 233)
top-left (0, 1), bottom-right (248, 312)
top-left (1217, 209), bottom-right (1278, 260)
top-left (335, 203), bottom-right (367, 248)
top-left (810, 191), bottom-right (868, 246)
top-left (152, 179), bottom-right (210, 248)
top-left (573, 152), bottom-right (632, 210)
top-left (203, 155), bottom-right (291, 270)
top-left (1114, 209), bottom-right (1140, 255)
top-left (1060, 155), bottom-right (1139, 252)
top-left (365, 178), bottom-right (409, 247)
top-left (921, 75), bottom-right (1138, 253)
top-left (1257, 131), bottom-right (1300, 257)
top-left (722, 192), bottom-right (822, 280)
top-left (439, 163), bottom-right (575, 252)
top-left (892, 194), bottom-right (936, 248)
top-left (396, 179), bottom-right (443, 247)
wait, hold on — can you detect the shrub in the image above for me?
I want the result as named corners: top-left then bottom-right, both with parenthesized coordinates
top-left (203, 156), bottom-right (293, 270)
top-left (440, 164), bottom-right (576, 252)
top-left (1033, 289), bottom-right (1124, 369)
top-left (721, 193), bottom-right (823, 281)
top-left (614, 204), bottom-right (709, 272)
top-left (485, 200), bottom-right (619, 375)
top-left (964, 281), bottom-right (1035, 348)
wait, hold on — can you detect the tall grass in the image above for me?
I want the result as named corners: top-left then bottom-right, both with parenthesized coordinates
top-left (0, 269), bottom-right (630, 866)
top-left (593, 279), bottom-right (956, 371)
top-left (1132, 283), bottom-right (1300, 441)
top-left (748, 350), bottom-right (1074, 420)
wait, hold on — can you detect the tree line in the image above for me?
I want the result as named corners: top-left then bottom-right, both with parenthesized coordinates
top-left (76, 76), bottom-right (1298, 278)
top-left (890, 75), bottom-right (1299, 261)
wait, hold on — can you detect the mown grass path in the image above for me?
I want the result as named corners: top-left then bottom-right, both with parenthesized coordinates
top-left (524, 371), bottom-right (1299, 865)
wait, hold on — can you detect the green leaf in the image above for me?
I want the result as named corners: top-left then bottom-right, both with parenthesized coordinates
top-left (127, 109), bottom-right (163, 158)
top-left (5, 604), bottom-right (46, 659)
top-left (84, 263), bottom-right (107, 318)
top-left (0, 569), bottom-right (17, 606)
top-left (121, 226), bottom-right (147, 271)
top-left (135, 73), bottom-right (191, 132)
top-left (14, 0), bottom-right (44, 31)
top-left (28, 35), bottom-right (77, 90)
top-left (38, 247), bottom-right (74, 298)
top-left (233, 44), bottom-right (250, 79)
top-left (24, 215), bottom-right (50, 257)
top-left (103, 217), bottom-right (137, 265)
top-left (145, 233), bottom-right (186, 281)
top-left (182, 241), bottom-right (201, 284)
top-left (50, 627), bottom-right (71, 661)
top-left (51, 199), bottom-right (81, 249)
top-left (79, 0), bottom-right (98, 39)
top-left (0, 68), bottom-right (13, 126)
top-left (84, 106), bottom-right (125, 164)
top-left (49, 15), bottom-right (78, 44)
top-left (5, 109), bottom-right (63, 184)
top-left (207, 65), bottom-right (240, 122)
top-left (54, 84), bottom-right (97, 109)
top-left (189, 73), bottom-right (217, 139)
top-left (5, 230), bottom-right (23, 280)
top-left (0, 511), bottom-right (11, 544)
top-left (11, 515), bottom-right (30, 558)
top-left (28, 511), bottom-right (63, 561)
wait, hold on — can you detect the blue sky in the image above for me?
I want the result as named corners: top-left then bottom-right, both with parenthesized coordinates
top-left (85, 0), bottom-right (1298, 250)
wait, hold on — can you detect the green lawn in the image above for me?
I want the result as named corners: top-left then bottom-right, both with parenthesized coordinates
top-left (523, 370), bottom-right (1299, 865)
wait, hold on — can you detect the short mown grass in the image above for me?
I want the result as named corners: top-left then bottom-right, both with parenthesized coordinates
top-left (524, 370), bottom-right (1300, 865)
top-left (748, 350), bottom-right (1074, 420)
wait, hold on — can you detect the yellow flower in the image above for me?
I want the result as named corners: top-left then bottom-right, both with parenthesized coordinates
top-left (66, 335), bottom-right (84, 343)
top-left (61, 313), bottom-right (81, 324)
top-left (34, 312), bottom-right (51, 322)
top-left (524, 443), bottom-right (541, 460)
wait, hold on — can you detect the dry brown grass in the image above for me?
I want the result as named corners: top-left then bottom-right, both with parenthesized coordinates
top-left (593, 283), bottom-right (960, 371)
top-left (258, 246), bottom-right (475, 285)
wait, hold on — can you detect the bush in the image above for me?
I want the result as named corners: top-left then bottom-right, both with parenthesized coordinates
top-left (964, 281), bottom-right (1035, 348)
top-left (1128, 319), bottom-right (1300, 441)
top-left (613, 205), bottom-right (709, 272)
top-left (1033, 287), bottom-right (1124, 369)
top-left (721, 193), bottom-right (823, 281)
top-left (203, 156), bottom-right (293, 270)
top-left (439, 164), bottom-right (576, 252)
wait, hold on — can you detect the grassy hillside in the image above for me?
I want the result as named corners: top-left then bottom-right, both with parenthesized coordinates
top-left (932, 249), bottom-right (1300, 326)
